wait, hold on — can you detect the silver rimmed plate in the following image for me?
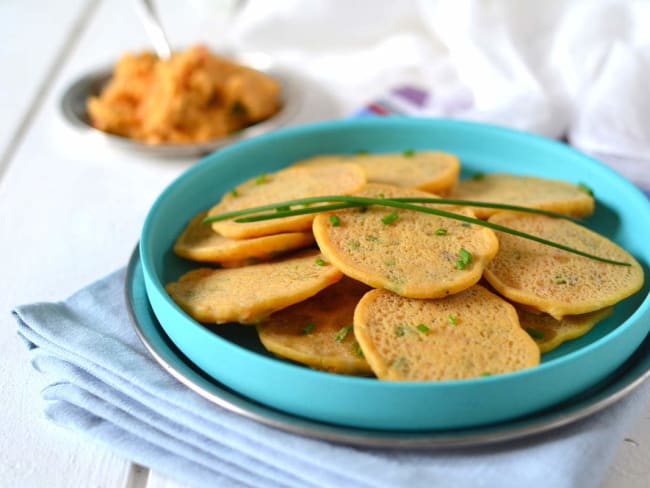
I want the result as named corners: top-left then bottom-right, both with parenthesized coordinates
top-left (125, 246), bottom-right (650, 448)
top-left (60, 52), bottom-right (301, 158)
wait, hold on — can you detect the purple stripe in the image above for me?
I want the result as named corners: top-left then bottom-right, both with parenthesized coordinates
top-left (391, 86), bottom-right (429, 107)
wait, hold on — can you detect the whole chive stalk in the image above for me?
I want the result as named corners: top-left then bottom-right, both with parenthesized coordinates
top-left (202, 195), bottom-right (631, 266)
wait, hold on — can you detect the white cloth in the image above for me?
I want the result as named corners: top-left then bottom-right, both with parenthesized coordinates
top-left (223, 0), bottom-right (650, 190)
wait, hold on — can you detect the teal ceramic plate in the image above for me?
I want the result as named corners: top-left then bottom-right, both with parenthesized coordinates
top-left (140, 118), bottom-right (650, 431)
top-left (127, 247), bottom-right (650, 447)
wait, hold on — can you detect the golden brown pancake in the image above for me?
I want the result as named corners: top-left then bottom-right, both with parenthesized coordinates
top-left (312, 184), bottom-right (499, 298)
top-left (294, 151), bottom-right (460, 193)
top-left (257, 277), bottom-right (373, 375)
top-left (516, 306), bottom-right (613, 353)
top-left (207, 163), bottom-right (366, 239)
top-left (165, 249), bottom-right (343, 324)
top-left (173, 211), bottom-right (315, 265)
top-left (450, 173), bottom-right (594, 218)
top-left (353, 285), bottom-right (540, 381)
top-left (483, 213), bottom-right (644, 319)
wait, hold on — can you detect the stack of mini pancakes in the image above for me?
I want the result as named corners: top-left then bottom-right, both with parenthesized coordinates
top-left (166, 152), bottom-right (644, 381)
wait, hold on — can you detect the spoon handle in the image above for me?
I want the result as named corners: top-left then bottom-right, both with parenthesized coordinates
top-left (135, 0), bottom-right (172, 60)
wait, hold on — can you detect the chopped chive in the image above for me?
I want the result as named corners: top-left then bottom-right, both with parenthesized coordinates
top-left (391, 356), bottom-right (408, 371)
top-left (434, 228), bottom-right (448, 236)
top-left (255, 173), bottom-right (269, 185)
top-left (329, 214), bottom-right (340, 227)
top-left (275, 205), bottom-right (291, 212)
top-left (416, 323), bottom-right (430, 333)
top-left (448, 314), bottom-right (458, 325)
top-left (577, 182), bottom-right (593, 196)
top-left (302, 322), bottom-right (315, 334)
top-left (395, 325), bottom-right (406, 337)
top-left (230, 101), bottom-right (247, 115)
top-left (525, 327), bottom-right (545, 340)
top-left (481, 372), bottom-right (492, 377)
top-left (554, 275), bottom-right (567, 284)
top-left (352, 341), bottom-right (364, 357)
top-left (315, 257), bottom-right (326, 266)
top-left (229, 188), bottom-right (239, 197)
top-left (403, 149), bottom-right (415, 157)
top-left (335, 325), bottom-right (353, 342)
top-left (456, 248), bottom-right (473, 270)
top-left (381, 211), bottom-right (399, 225)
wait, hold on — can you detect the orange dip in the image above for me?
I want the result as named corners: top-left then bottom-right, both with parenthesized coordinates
top-left (87, 45), bottom-right (281, 144)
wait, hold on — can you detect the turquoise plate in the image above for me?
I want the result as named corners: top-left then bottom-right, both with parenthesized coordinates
top-left (140, 117), bottom-right (650, 431)
top-left (128, 247), bottom-right (650, 447)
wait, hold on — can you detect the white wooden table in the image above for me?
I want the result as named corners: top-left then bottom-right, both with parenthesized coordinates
top-left (1, 1), bottom-right (648, 486)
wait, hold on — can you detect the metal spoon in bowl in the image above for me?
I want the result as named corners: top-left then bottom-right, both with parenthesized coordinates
top-left (135, 0), bottom-right (172, 60)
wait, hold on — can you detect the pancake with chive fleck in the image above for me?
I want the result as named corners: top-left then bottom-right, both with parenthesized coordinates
top-left (450, 173), bottom-right (595, 219)
top-left (312, 184), bottom-right (499, 299)
top-left (207, 163), bottom-right (367, 239)
top-left (165, 249), bottom-right (343, 324)
top-left (353, 285), bottom-right (540, 381)
top-left (173, 211), bottom-right (315, 265)
top-left (516, 305), bottom-right (613, 353)
top-left (483, 213), bottom-right (644, 319)
top-left (294, 151), bottom-right (460, 194)
top-left (257, 277), bottom-right (373, 375)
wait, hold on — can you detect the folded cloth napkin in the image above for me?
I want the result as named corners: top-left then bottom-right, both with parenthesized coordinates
top-left (13, 264), bottom-right (650, 488)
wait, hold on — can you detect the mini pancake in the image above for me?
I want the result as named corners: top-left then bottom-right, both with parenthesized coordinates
top-left (294, 151), bottom-right (460, 193)
top-left (483, 213), bottom-right (644, 319)
top-left (450, 173), bottom-right (595, 218)
top-left (353, 285), bottom-right (540, 381)
top-left (173, 211), bottom-right (315, 264)
top-left (165, 249), bottom-right (343, 324)
top-left (207, 163), bottom-right (367, 239)
top-left (516, 306), bottom-right (613, 353)
top-left (257, 277), bottom-right (373, 375)
top-left (312, 184), bottom-right (499, 298)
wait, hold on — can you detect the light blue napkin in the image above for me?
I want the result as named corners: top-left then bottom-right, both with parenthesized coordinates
top-left (14, 266), bottom-right (650, 488)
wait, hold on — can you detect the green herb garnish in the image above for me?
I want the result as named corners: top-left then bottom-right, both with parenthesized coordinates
top-left (230, 188), bottom-right (239, 197)
top-left (329, 214), bottom-right (340, 227)
top-left (202, 195), bottom-right (632, 266)
top-left (395, 325), bottom-right (406, 337)
top-left (335, 325), bottom-right (353, 342)
top-left (578, 182), bottom-right (593, 196)
top-left (448, 314), bottom-right (458, 325)
top-left (255, 173), bottom-right (269, 185)
top-left (435, 228), bottom-right (448, 236)
top-left (403, 149), bottom-right (415, 157)
top-left (302, 322), bottom-right (315, 334)
top-left (456, 248), bottom-right (473, 270)
top-left (525, 327), bottom-right (545, 340)
top-left (315, 257), bottom-right (326, 266)
top-left (416, 323), bottom-right (430, 333)
top-left (381, 211), bottom-right (399, 225)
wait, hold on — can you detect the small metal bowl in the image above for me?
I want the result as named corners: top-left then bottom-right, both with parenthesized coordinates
top-left (60, 53), bottom-right (302, 158)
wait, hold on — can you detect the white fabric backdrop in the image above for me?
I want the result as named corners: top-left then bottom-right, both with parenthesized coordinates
top-left (192, 0), bottom-right (650, 188)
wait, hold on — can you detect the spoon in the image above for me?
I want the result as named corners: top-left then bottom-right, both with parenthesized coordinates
top-left (135, 0), bottom-right (172, 60)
